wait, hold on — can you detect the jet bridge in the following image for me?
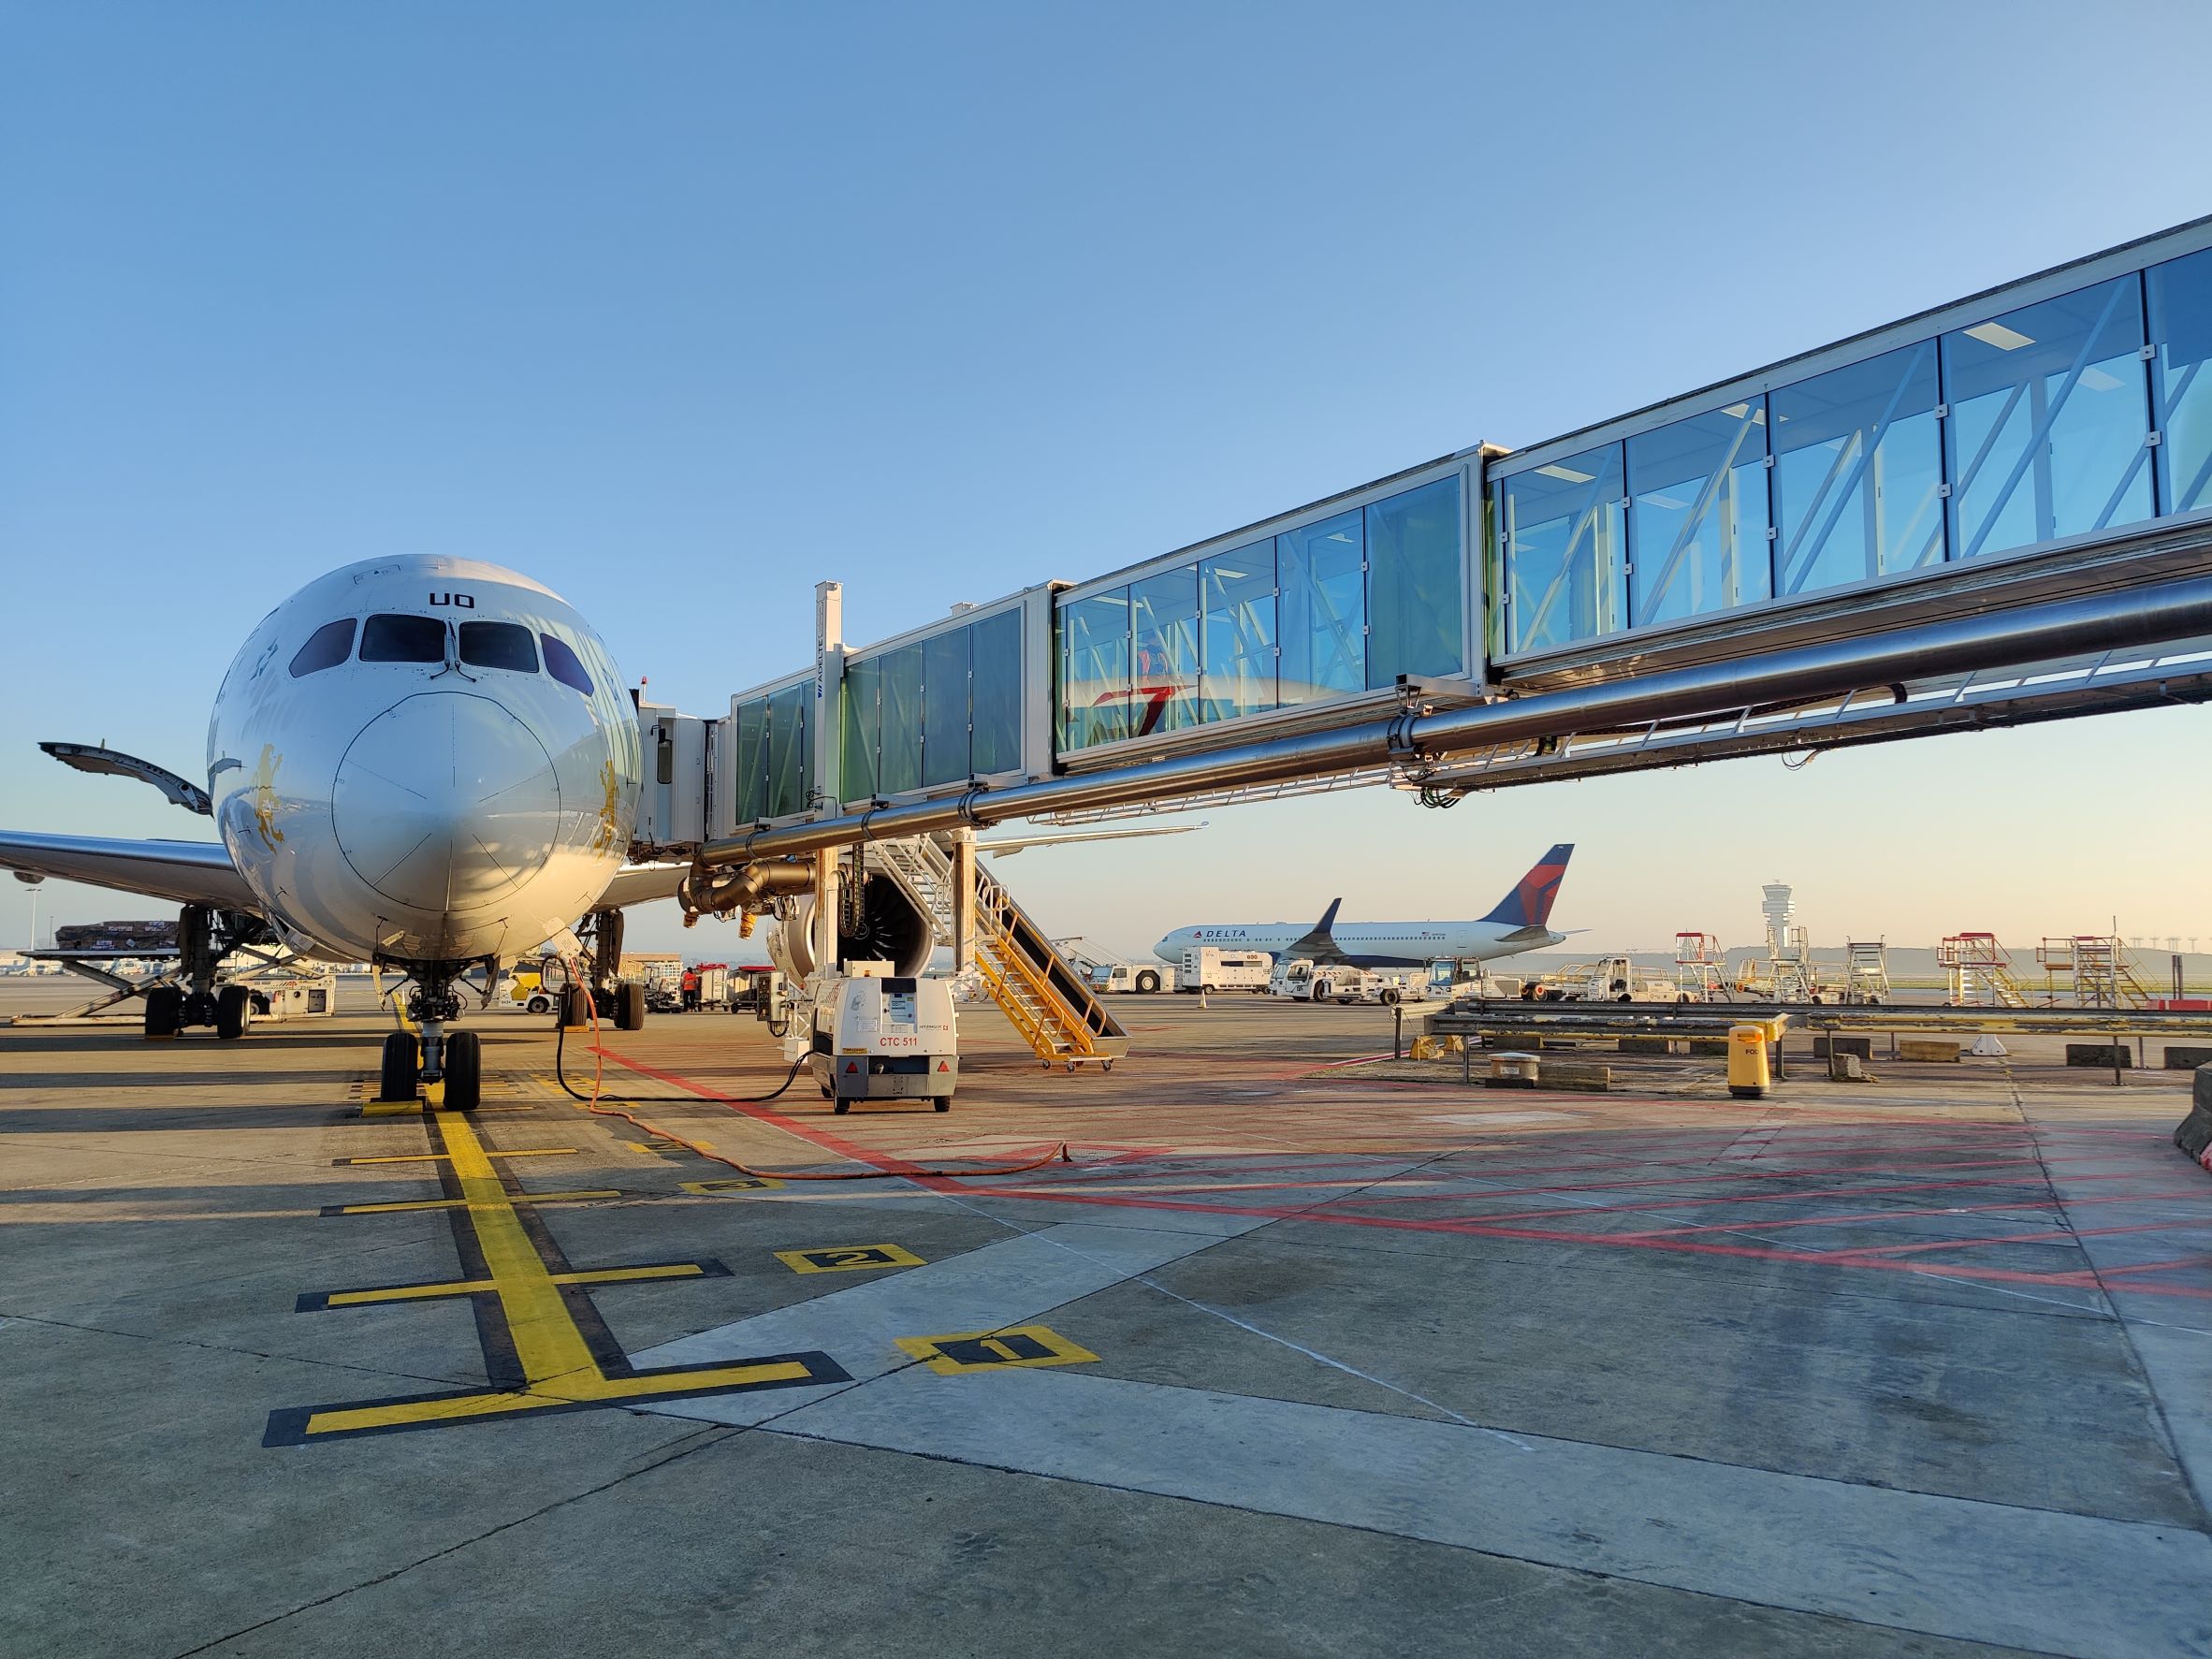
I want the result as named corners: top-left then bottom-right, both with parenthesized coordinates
top-left (631, 217), bottom-right (2212, 1035)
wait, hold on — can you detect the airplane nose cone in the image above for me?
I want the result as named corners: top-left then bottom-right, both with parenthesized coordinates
top-left (333, 692), bottom-right (562, 913)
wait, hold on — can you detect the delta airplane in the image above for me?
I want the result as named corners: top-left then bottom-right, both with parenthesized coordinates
top-left (0, 556), bottom-right (681, 1108)
top-left (1152, 845), bottom-right (1577, 968)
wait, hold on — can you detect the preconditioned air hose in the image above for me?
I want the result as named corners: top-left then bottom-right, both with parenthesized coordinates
top-left (551, 976), bottom-right (1071, 1182)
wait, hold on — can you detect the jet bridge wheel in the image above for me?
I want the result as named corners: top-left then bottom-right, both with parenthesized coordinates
top-left (443, 1030), bottom-right (482, 1112)
top-left (215, 984), bottom-right (252, 1040)
top-left (144, 985), bottom-right (183, 1039)
top-left (378, 1031), bottom-right (420, 1102)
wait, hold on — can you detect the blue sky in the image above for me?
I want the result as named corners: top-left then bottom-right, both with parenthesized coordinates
top-left (3, 1), bottom-right (2208, 961)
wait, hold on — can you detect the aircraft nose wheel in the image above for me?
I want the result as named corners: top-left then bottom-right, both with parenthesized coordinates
top-left (443, 1030), bottom-right (483, 1112)
top-left (377, 1031), bottom-right (419, 1102)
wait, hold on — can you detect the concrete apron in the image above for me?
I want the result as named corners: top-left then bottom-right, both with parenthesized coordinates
top-left (630, 1194), bottom-right (2210, 1659)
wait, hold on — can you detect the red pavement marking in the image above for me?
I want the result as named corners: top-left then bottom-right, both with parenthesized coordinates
top-left (1605, 1189), bottom-right (2212, 1239)
top-left (587, 1043), bottom-right (964, 1177)
top-left (1809, 1215), bottom-right (2212, 1262)
top-left (587, 1045), bottom-right (2212, 1297)
top-left (968, 1183), bottom-right (2212, 1299)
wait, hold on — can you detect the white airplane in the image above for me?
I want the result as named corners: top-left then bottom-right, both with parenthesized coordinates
top-left (0, 555), bottom-right (682, 1107)
top-left (1152, 844), bottom-right (1577, 968)
top-left (1, 560), bottom-right (1219, 1107)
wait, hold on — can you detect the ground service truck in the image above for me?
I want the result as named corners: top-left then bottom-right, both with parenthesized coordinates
top-left (1179, 947), bottom-right (1273, 993)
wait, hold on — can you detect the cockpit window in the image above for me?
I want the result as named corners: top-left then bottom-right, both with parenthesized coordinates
top-left (359, 614), bottom-right (447, 663)
top-left (458, 620), bottom-right (538, 673)
top-left (288, 618), bottom-right (356, 677)
top-left (541, 633), bottom-right (594, 695)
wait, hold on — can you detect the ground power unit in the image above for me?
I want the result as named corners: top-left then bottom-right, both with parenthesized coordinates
top-left (809, 966), bottom-right (958, 1113)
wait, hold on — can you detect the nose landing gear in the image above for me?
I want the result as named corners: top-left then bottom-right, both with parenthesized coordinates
top-left (375, 977), bottom-right (483, 1110)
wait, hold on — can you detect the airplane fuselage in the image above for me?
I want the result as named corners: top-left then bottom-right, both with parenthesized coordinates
top-left (1153, 922), bottom-right (1564, 968)
top-left (206, 557), bottom-right (642, 968)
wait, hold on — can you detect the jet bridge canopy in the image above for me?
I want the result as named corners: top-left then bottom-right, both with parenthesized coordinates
top-left (636, 216), bottom-right (2212, 866)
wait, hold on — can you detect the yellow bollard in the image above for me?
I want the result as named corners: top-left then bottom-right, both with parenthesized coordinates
top-left (1727, 1023), bottom-right (1770, 1099)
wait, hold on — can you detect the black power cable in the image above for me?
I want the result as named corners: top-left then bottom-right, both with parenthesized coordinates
top-left (552, 1014), bottom-right (808, 1106)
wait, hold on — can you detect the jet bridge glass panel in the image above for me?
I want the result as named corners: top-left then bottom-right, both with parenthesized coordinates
top-left (968, 608), bottom-right (1023, 775)
top-left (837, 607), bottom-right (1024, 805)
top-left (1130, 566), bottom-right (1200, 735)
top-left (764, 683), bottom-right (810, 819)
top-left (1054, 473), bottom-right (1466, 752)
top-left (840, 653), bottom-right (880, 802)
top-left (1770, 342), bottom-right (1943, 595)
top-left (1200, 541), bottom-right (1275, 722)
top-left (921, 627), bottom-right (970, 787)
top-left (726, 685), bottom-right (812, 824)
top-left (2149, 247), bottom-right (2212, 516)
top-left (1943, 276), bottom-right (2153, 562)
top-left (734, 699), bottom-right (766, 822)
top-left (1277, 508), bottom-right (1365, 705)
top-left (1365, 476), bottom-right (1463, 684)
top-left (1493, 445), bottom-right (1627, 654)
top-left (1058, 589), bottom-right (1131, 749)
top-left (1491, 234), bottom-right (2212, 663)
top-left (1627, 401), bottom-right (1771, 629)
top-left (877, 644), bottom-right (924, 795)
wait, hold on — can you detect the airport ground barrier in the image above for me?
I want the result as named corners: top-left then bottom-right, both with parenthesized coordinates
top-left (2174, 1065), bottom-right (2212, 1174)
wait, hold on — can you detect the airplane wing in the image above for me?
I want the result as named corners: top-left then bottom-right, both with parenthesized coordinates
top-left (1283, 897), bottom-right (1352, 964)
top-left (0, 830), bottom-right (258, 910)
top-left (978, 822), bottom-right (1203, 857)
top-left (593, 864), bottom-right (690, 909)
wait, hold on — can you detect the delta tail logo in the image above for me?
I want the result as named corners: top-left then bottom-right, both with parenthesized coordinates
top-left (1479, 843), bottom-right (1573, 930)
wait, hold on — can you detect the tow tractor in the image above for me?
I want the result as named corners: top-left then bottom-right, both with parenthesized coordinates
top-left (1270, 956), bottom-right (1416, 1005)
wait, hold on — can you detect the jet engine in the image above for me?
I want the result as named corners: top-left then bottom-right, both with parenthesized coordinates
top-left (765, 870), bottom-right (934, 983)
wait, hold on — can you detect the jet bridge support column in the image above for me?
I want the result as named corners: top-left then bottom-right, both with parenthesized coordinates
top-left (950, 829), bottom-right (976, 974)
top-left (812, 849), bottom-right (838, 983)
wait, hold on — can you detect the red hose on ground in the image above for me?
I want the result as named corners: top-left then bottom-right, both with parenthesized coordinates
top-left (556, 972), bottom-right (1072, 1181)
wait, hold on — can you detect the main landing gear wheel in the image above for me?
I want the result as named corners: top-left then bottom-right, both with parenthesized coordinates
top-left (378, 1031), bottom-right (420, 1102)
top-left (559, 985), bottom-right (589, 1028)
top-left (215, 983), bottom-right (252, 1040)
top-left (616, 982), bottom-right (648, 1032)
top-left (143, 985), bottom-right (183, 1039)
top-left (443, 1030), bottom-right (483, 1112)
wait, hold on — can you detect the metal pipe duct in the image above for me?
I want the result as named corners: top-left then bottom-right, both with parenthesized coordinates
top-left (677, 859), bottom-right (814, 914)
top-left (699, 572), bottom-right (2212, 867)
